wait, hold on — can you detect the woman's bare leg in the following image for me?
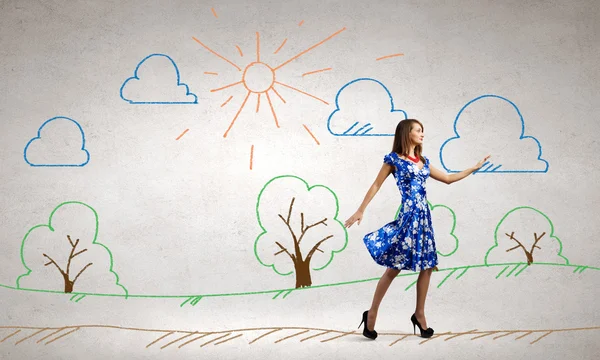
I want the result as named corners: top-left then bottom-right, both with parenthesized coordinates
top-left (367, 267), bottom-right (400, 330)
top-left (415, 267), bottom-right (433, 328)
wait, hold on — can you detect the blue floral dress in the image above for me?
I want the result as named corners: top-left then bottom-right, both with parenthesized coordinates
top-left (362, 152), bottom-right (439, 272)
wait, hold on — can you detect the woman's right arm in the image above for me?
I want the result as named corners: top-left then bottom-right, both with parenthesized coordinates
top-left (344, 164), bottom-right (393, 228)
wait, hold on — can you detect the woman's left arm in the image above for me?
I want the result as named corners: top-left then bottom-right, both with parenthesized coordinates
top-left (429, 155), bottom-right (491, 185)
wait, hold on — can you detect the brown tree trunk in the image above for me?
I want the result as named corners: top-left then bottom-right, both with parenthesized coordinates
top-left (525, 251), bottom-right (533, 265)
top-left (63, 274), bottom-right (74, 293)
top-left (294, 260), bottom-right (312, 288)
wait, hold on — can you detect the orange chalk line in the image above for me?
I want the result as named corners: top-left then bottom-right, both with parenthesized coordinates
top-left (265, 91), bottom-right (280, 128)
top-left (275, 329), bottom-right (309, 343)
top-left (376, 53), bottom-right (404, 61)
top-left (235, 45), bottom-right (243, 57)
top-left (274, 27), bottom-right (346, 71)
top-left (275, 81), bottom-right (328, 105)
top-left (256, 32), bottom-right (260, 62)
top-left (161, 332), bottom-right (198, 349)
top-left (274, 38), bottom-right (287, 54)
top-left (215, 333), bottom-right (243, 345)
top-left (256, 93), bottom-right (261, 112)
top-left (45, 327), bottom-right (79, 345)
top-left (211, 8), bottom-right (217, 18)
top-left (302, 67), bottom-right (332, 77)
top-left (204, 71), bottom-right (218, 75)
top-left (249, 328), bottom-right (282, 344)
top-left (2, 325), bottom-right (596, 347)
top-left (36, 328), bottom-right (65, 343)
top-left (300, 330), bottom-right (330, 342)
top-left (0, 330), bottom-right (20, 343)
top-left (201, 333), bottom-right (231, 347)
top-left (223, 91), bottom-right (251, 138)
top-left (192, 37), bottom-right (242, 71)
top-left (176, 129), bottom-right (189, 140)
top-left (271, 87), bottom-right (286, 103)
top-left (389, 334), bottom-right (411, 347)
top-left (298, 20), bottom-right (304, 26)
top-left (211, 81), bottom-right (243, 92)
top-left (321, 330), bottom-right (356, 342)
top-left (249, 145), bottom-right (254, 170)
top-left (15, 328), bottom-right (49, 345)
top-left (146, 331), bottom-right (174, 348)
top-left (178, 333), bottom-right (212, 348)
top-left (303, 124), bottom-right (320, 145)
top-left (221, 96), bottom-right (233, 107)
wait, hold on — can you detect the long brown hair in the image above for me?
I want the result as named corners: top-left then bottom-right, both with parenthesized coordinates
top-left (391, 119), bottom-right (425, 162)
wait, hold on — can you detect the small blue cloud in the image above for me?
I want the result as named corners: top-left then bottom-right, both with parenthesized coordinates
top-left (24, 116), bottom-right (90, 167)
top-left (439, 94), bottom-right (549, 174)
top-left (327, 78), bottom-right (407, 136)
top-left (120, 53), bottom-right (198, 104)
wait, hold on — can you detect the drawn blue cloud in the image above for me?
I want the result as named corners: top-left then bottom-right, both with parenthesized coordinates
top-left (327, 78), bottom-right (407, 136)
top-left (439, 94), bottom-right (549, 173)
top-left (24, 116), bottom-right (90, 167)
top-left (120, 53), bottom-right (198, 104)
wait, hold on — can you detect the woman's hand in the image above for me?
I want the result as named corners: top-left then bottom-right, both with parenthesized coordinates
top-left (344, 210), bottom-right (364, 228)
top-left (473, 155), bottom-right (491, 170)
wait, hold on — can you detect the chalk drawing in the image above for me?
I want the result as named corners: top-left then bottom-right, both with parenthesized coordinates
top-left (484, 206), bottom-right (569, 267)
top-left (376, 53), bottom-right (404, 61)
top-left (24, 116), bottom-right (90, 167)
top-left (120, 53), bottom-right (198, 104)
top-left (1, 262), bottom-right (597, 305)
top-left (193, 27), bottom-right (345, 138)
top-left (439, 94), bottom-right (548, 173)
top-left (0, 324), bottom-right (597, 349)
top-left (15, 201), bottom-right (128, 297)
top-left (254, 175), bottom-right (348, 288)
top-left (327, 78), bottom-right (407, 136)
top-left (394, 201), bottom-right (459, 257)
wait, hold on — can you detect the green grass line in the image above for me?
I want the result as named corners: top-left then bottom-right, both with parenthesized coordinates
top-left (2, 262), bottom-right (598, 301)
top-left (437, 269), bottom-right (457, 288)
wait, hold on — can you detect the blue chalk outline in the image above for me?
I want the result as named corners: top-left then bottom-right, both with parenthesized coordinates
top-left (24, 116), bottom-right (90, 167)
top-left (120, 53), bottom-right (198, 104)
top-left (326, 78), bottom-right (407, 136)
top-left (439, 94), bottom-right (549, 173)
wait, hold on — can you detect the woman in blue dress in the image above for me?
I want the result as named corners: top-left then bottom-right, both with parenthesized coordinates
top-left (345, 119), bottom-right (489, 339)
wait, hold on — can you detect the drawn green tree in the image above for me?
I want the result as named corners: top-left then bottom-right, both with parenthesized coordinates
top-left (254, 175), bottom-right (348, 288)
top-left (395, 201), bottom-right (459, 257)
top-left (16, 201), bottom-right (128, 296)
top-left (484, 206), bottom-right (569, 266)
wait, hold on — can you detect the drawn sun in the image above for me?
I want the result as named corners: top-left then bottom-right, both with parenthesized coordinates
top-left (192, 25), bottom-right (345, 168)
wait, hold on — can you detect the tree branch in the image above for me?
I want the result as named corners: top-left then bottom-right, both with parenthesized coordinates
top-left (43, 254), bottom-right (66, 276)
top-left (298, 217), bottom-right (328, 245)
top-left (274, 241), bottom-right (296, 261)
top-left (66, 235), bottom-right (75, 247)
top-left (72, 263), bottom-right (93, 285)
top-left (305, 235), bottom-right (334, 262)
top-left (66, 236), bottom-right (81, 277)
top-left (72, 249), bottom-right (88, 258)
top-left (530, 232), bottom-right (545, 254)
top-left (505, 232), bottom-right (527, 252)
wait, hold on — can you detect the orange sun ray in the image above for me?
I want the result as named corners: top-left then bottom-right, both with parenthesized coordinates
top-left (273, 27), bottom-right (346, 71)
top-left (303, 124), bottom-right (320, 145)
top-left (271, 87), bottom-right (286, 103)
top-left (256, 93), bottom-right (261, 112)
top-left (256, 32), bottom-right (260, 62)
top-left (211, 81), bottom-right (243, 92)
top-left (250, 145), bottom-right (254, 170)
top-left (274, 38), bottom-right (287, 54)
top-left (274, 81), bottom-right (328, 105)
top-left (376, 53), bottom-right (404, 61)
top-left (221, 95), bottom-right (233, 107)
top-left (192, 37), bottom-right (242, 71)
top-left (235, 45), bottom-right (243, 57)
top-left (302, 67), bottom-right (332, 77)
top-left (265, 91), bottom-right (280, 128)
top-left (223, 91), bottom-right (252, 138)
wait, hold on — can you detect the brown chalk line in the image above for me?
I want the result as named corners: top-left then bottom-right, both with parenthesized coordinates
top-left (1, 325), bottom-right (598, 347)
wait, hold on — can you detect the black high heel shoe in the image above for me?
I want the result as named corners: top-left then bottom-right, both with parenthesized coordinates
top-left (411, 313), bottom-right (434, 338)
top-left (358, 310), bottom-right (378, 339)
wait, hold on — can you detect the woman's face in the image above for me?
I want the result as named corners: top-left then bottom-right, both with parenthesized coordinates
top-left (409, 123), bottom-right (424, 145)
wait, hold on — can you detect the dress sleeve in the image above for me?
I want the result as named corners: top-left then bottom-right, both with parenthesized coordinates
top-left (383, 153), bottom-right (394, 166)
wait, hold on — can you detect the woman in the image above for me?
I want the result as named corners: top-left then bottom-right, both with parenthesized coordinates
top-left (344, 119), bottom-right (490, 339)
